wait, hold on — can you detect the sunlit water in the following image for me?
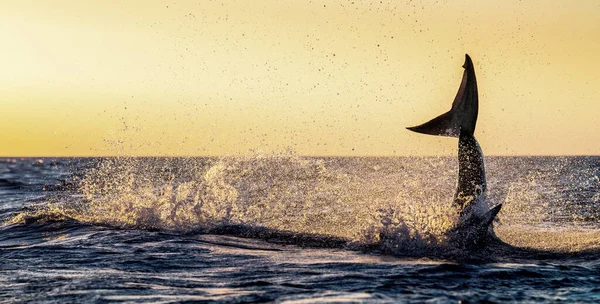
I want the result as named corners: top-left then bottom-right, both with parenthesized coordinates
top-left (1, 155), bottom-right (599, 302)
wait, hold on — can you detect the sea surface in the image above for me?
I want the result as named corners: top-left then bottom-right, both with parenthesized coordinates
top-left (1, 155), bottom-right (599, 303)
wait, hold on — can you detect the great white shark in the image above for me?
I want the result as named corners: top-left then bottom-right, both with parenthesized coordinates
top-left (407, 54), bottom-right (502, 249)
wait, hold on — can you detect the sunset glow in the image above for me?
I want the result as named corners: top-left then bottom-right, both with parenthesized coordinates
top-left (1, 0), bottom-right (599, 156)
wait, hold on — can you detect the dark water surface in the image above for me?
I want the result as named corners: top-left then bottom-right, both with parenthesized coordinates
top-left (1, 156), bottom-right (599, 302)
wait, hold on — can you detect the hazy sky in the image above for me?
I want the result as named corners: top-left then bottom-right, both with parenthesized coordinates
top-left (1, 0), bottom-right (599, 156)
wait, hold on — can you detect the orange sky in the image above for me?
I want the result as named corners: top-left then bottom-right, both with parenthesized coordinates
top-left (1, 0), bottom-right (599, 156)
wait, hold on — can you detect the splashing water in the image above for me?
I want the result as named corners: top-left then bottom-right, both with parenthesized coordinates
top-left (491, 157), bottom-right (600, 252)
top-left (7, 153), bottom-right (459, 249)
top-left (2, 156), bottom-right (600, 303)
top-left (5, 155), bottom-right (599, 254)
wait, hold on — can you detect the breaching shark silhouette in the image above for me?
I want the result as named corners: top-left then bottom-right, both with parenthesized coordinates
top-left (190, 54), bottom-right (600, 260)
top-left (407, 54), bottom-right (502, 249)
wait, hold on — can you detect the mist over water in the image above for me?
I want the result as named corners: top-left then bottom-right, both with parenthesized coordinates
top-left (7, 154), bottom-right (459, 245)
top-left (1, 155), bottom-right (600, 302)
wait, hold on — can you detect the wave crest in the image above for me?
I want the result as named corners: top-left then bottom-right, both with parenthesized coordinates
top-left (6, 154), bottom-right (460, 251)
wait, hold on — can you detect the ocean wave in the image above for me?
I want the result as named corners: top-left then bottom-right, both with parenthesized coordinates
top-left (0, 178), bottom-right (24, 190)
top-left (3, 154), bottom-right (600, 261)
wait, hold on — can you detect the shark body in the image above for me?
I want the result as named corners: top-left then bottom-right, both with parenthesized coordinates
top-left (407, 54), bottom-right (502, 249)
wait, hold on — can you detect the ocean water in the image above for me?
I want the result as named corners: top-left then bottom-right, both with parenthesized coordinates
top-left (1, 155), bottom-right (599, 302)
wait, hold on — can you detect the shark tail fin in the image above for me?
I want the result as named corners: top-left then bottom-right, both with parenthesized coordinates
top-left (406, 111), bottom-right (458, 137)
top-left (406, 54), bottom-right (478, 138)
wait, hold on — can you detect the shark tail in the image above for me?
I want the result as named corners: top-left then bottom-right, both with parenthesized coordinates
top-left (406, 54), bottom-right (478, 137)
top-left (406, 111), bottom-right (458, 137)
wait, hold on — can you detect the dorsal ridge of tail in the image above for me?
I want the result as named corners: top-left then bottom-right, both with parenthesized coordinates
top-left (406, 54), bottom-right (478, 137)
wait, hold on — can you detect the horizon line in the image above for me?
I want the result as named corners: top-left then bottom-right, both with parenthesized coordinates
top-left (1, 154), bottom-right (599, 158)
